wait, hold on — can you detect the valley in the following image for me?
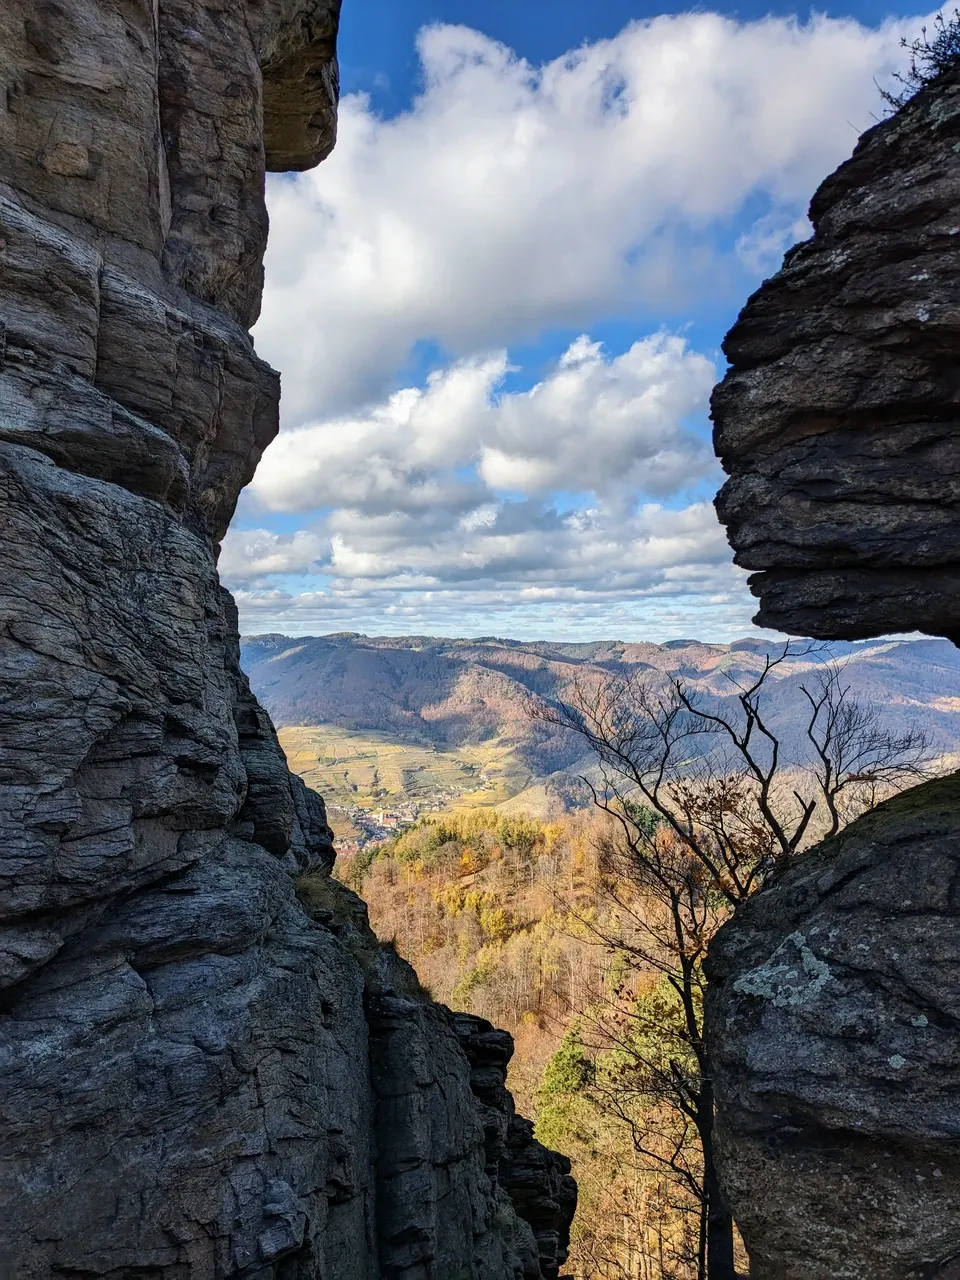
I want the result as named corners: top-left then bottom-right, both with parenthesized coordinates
top-left (243, 630), bottom-right (960, 844)
top-left (277, 723), bottom-right (537, 844)
top-left (255, 629), bottom-right (960, 1277)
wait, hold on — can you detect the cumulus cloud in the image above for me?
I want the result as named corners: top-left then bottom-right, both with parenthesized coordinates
top-left (218, 529), bottom-right (330, 583)
top-left (224, 329), bottom-right (726, 627)
top-left (249, 332), bottom-right (715, 516)
top-left (256, 12), bottom-right (918, 422)
top-left (223, 482), bottom-right (742, 634)
top-left (327, 498), bottom-right (729, 585)
top-left (479, 334), bottom-right (715, 495)
top-left (229, 11), bottom-right (928, 640)
top-left (249, 354), bottom-right (503, 515)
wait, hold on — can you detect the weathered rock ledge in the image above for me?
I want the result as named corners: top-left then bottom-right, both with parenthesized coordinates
top-left (712, 67), bottom-right (960, 643)
top-left (0, 2), bottom-right (574, 1276)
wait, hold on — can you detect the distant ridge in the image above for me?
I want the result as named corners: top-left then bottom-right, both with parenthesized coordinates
top-left (242, 632), bottom-right (960, 782)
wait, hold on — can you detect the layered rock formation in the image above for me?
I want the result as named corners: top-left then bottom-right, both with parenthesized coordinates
top-left (0, 3), bottom-right (573, 1277)
top-left (707, 68), bottom-right (960, 1280)
top-left (712, 66), bottom-right (960, 643)
top-left (448, 1013), bottom-right (577, 1280)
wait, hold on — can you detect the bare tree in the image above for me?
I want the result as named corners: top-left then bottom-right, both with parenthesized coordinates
top-left (799, 663), bottom-right (931, 837)
top-left (535, 648), bottom-right (934, 1280)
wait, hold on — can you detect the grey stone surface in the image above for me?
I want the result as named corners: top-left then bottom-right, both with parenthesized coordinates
top-left (449, 1013), bottom-right (576, 1280)
top-left (706, 775), bottom-right (960, 1280)
top-left (712, 68), bottom-right (960, 643)
top-left (707, 67), bottom-right (960, 1280)
top-left (0, 2), bottom-right (573, 1276)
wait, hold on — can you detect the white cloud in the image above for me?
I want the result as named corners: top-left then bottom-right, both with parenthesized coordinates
top-left (230, 565), bottom-right (766, 644)
top-left (223, 484), bottom-right (740, 627)
top-left (230, 10), bottom-right (930, 641)
top-left (321, 498), bottom-right (730, 586)
top-left (249, 353), bottom-right (503, 515)
top-left (218, 529), bottom-right (330, 583)
top-left (479, 333), bottom-right (715, 495)
top-left (735, 211), bottom-right (813, 276)
top-left (224, 328), bottom-right (726, 627)
top-left (255, 12), bottom-right (920, 422)
top-left (248, 332), bottom-right (715, 516)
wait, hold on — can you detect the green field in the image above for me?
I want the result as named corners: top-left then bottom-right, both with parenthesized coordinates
top-left (278, 724), bottom-right (534, 812)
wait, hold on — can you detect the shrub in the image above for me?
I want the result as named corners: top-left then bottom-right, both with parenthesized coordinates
top-left (882, 9), bottom-right (960, 109)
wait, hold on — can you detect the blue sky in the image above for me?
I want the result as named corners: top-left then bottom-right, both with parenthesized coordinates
top-left (339, 0), bottom-right (932, 109)
top-left (223, 2), bottom-right (932, 642)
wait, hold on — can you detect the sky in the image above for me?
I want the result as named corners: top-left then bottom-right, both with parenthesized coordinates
top-left (223, 0), bottom-right (936, 643)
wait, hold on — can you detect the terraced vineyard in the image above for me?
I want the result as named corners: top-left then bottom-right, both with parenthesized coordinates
top-left (278, 724), bottom-right (533, 812)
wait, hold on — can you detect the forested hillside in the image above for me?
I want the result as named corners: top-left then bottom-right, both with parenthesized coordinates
top-left (337, 810), bottom-right (649, 1276)
top-left (243, 629), bottom-right (959, 1276)
top-left (314, 630), bottom-right (957, 1278)
top-left (243, 635), bottom-right (960, 760)
top-left (339, 808), bottom-right (751, 1278)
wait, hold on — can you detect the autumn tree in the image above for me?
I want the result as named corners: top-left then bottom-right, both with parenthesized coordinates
top-left (537, 648), bottom-right (932, 1280)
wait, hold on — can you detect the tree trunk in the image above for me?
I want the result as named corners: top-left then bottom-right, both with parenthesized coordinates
top-left (700, 1077), bottom-right (738, 1280)
top-left (697, 1192), bottom-right (708, 1280)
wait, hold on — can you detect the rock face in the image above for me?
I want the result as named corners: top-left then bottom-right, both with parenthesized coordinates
top-left (0, 3), bottom-right (574, 1277)
top-left (448, 1013), bottom-right (577, 1280)
top-left (712, 67), bottom-right (960, 644)
top-left (706, 776), bottom-right (960, 1280)
top-left (707, 68), bottom-right (960, 1280)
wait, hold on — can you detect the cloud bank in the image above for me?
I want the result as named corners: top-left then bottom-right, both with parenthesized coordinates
top-left (256, 12), bottom-right (913, 421)
top-left (248, 332), bottom-right (715, 515)
top-left (226, 11), bottom-right (925, 640)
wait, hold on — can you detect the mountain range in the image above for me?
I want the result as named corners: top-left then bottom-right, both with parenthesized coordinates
top-left (241, 632), bottom-right (960, 822)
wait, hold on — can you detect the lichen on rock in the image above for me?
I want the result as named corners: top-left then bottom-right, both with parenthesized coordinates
top-left (706, 775), bottom-right (960, 1280)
